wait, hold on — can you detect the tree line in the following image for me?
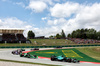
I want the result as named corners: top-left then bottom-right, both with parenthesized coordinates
top-left (67, 28), bottom-right (100, 40)
top-left (27, 28), bottom-right (100, 40)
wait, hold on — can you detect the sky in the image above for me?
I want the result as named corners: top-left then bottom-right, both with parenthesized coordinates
top-left (0, 0), bottom-right (100, 37)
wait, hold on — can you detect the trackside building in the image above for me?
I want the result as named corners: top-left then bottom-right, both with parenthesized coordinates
top-left (0, 29), bottom-right (29, 43)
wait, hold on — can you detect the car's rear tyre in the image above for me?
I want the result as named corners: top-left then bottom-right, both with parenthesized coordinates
top-left (27, 54), bottom-right (30, 58)
top-left (65, 58), bottom-right (69, 62)
top-left (33, 55), bottom-right (37, 58)
top-left (20, 55), bottom-right (23, 57)
top-left (51, 57), bottom-right (55, 61)
top-left (68, 58), bottom-right (71, 62)
top-left (77, 60), bottom-right (80, 63)
top-left (51, 56), bottom-right (56, 61)
top-left (73, 60), bottom-right (76, 63)
top-left (12, 52), bottom-right (14, 54)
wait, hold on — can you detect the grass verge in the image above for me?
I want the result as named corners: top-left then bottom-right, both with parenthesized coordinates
top-left (0, 59), bottom-right (59, 66)
top-left (76, 47), bottom-right (100, 61)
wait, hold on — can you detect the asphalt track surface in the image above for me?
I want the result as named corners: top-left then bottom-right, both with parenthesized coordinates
top-left (0, 48), bottom-right (100, 66)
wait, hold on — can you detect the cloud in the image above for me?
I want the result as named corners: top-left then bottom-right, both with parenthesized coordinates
top-left (26, 0), bottom-right (48, 13)
top-left (1, 1), bottom-right (100, 37)
top-left (0, 17), bottom-right (59, 37)
top-left (47, 18), bottom-right (67, 25)
top-left (50, 2), bottom-right (80, 18)
top-left (74, 3), bottom-right (100, 30)
top-left (0, 17), bottom-right (27, 28)
top-left (31, 26), bottom-right (61, 37)
top-left (29, 0), bottom-right (54, 5)
top-left (41, 17), bottom-right (47, 20)
top-left (0, 17), bottom-right (35, 37)
top-left (47, 2), bottom-right (100, 36)
top-left (35, 2), bottom-right (100, 37)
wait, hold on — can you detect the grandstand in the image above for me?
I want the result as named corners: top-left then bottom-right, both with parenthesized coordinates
top-left (0, 29), bottom-right (30, 43)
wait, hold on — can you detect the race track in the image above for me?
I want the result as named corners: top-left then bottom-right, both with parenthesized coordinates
top-left (0, 48), bottom-right (100, 66)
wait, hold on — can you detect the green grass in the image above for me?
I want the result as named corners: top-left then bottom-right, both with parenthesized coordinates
top-left (0, 59), bottom-right (59, 66)
top-left (0, 39), bottom-right (74, 47)
top-left (0, 43), bottom-right (33, 46)
top-left (30, 39), bottom-right (75, 46)
top-left (29, 48), bottom-right (100, 62)
top-left (76, 47), bottom-right (100, 61)
top-left (0, 39), bottom-right (100, 47)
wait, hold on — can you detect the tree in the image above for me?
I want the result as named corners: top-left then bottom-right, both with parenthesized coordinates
top-left (96, 31), bottom-right (100, 40)
top-left (76, 29), bottom-right (81, 38)
top-left (61, 30), bottom-right (66, 38)
top-left (67, 34), bottom-right (71, 38)
top-left (49, 35), bottom-right (54, 39)
top-left (28, 30), bottom-right (35, 39)
top-left (86, 28), bottom-right (97, 39)
top-left (56, 33), bottom-right (62, 39)
top-left (72, 31), bottom-right (77, 38)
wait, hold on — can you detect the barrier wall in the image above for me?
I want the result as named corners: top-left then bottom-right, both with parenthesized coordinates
top-left (0, 44), bottom-right (100, 48)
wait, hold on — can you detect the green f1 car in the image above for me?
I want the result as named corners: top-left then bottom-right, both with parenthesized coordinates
top-left (51, 55), bottom-right (80, 63)
top-left (20, 53), bottom-right (38, 59)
